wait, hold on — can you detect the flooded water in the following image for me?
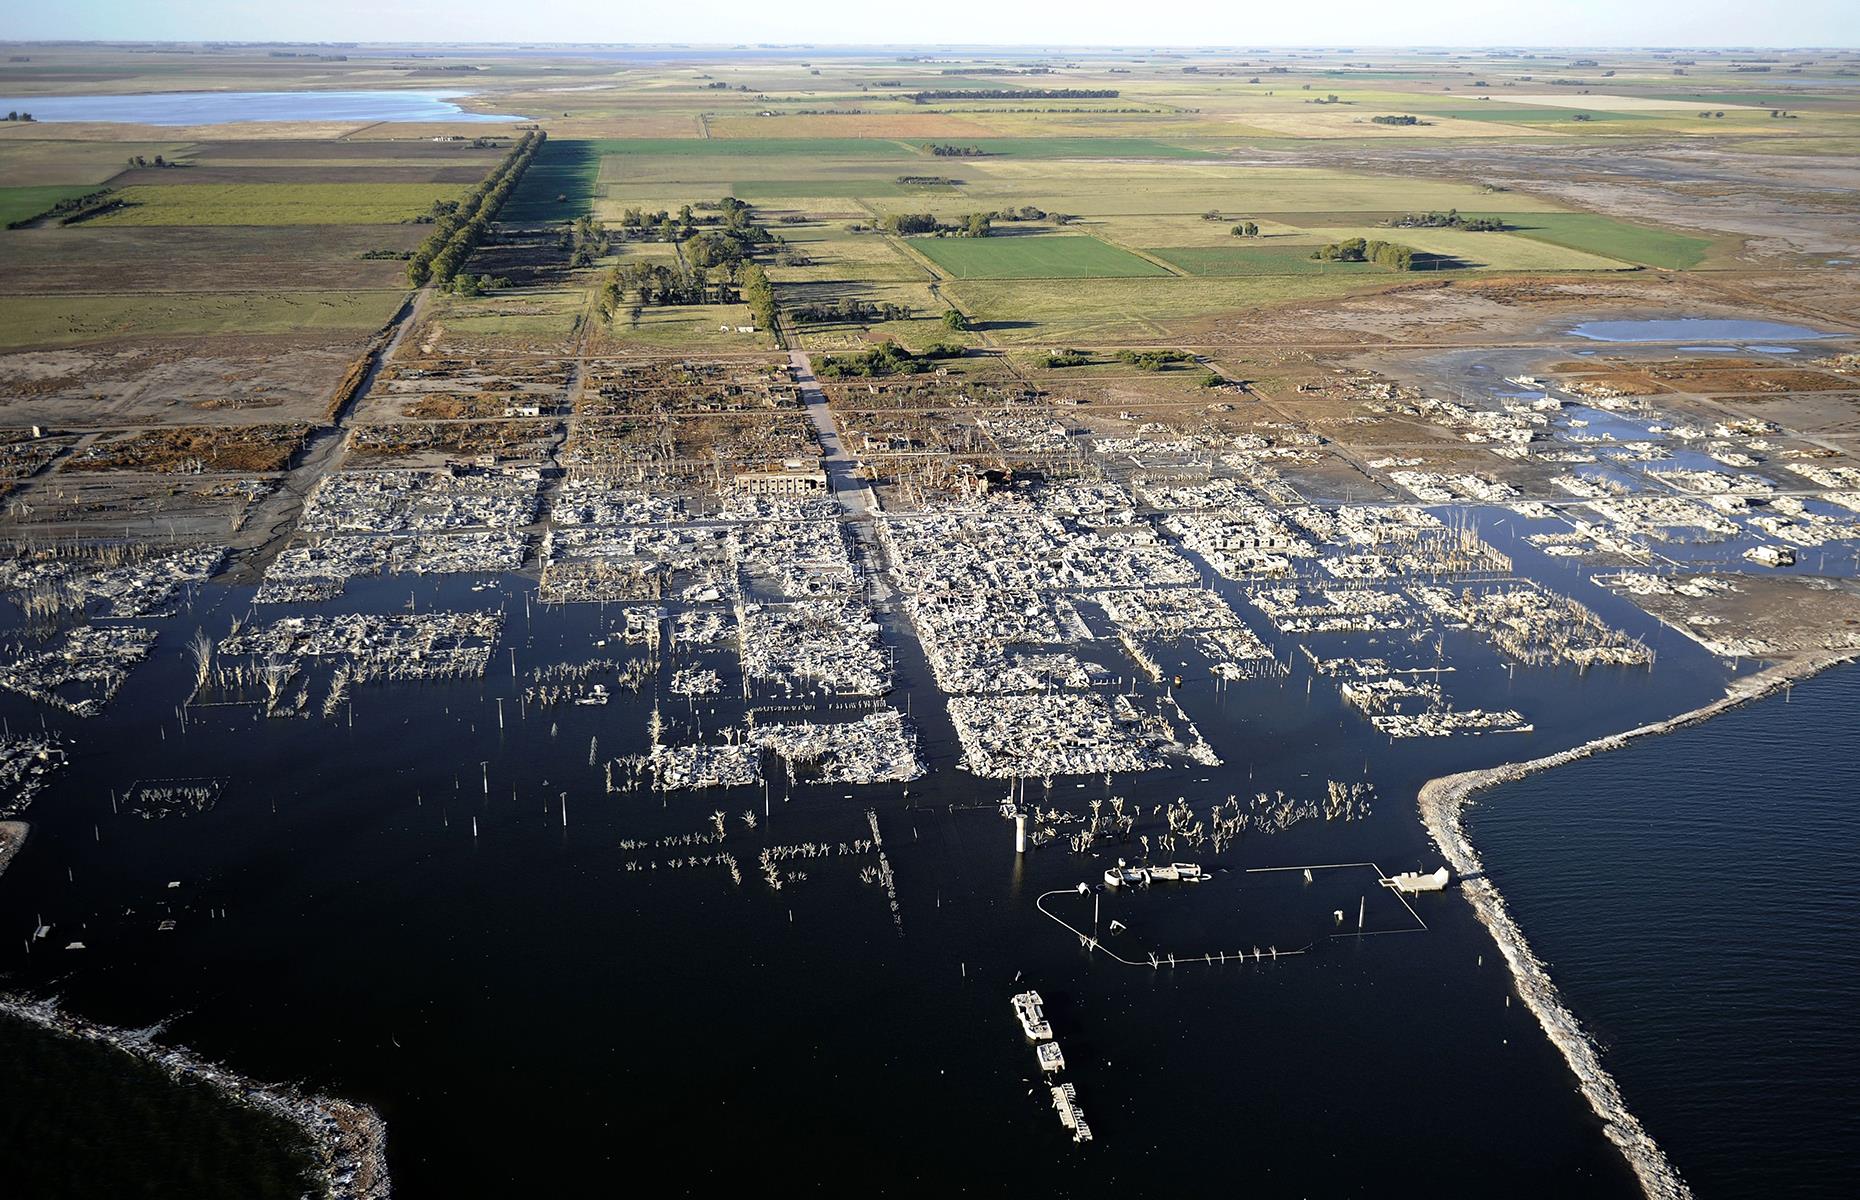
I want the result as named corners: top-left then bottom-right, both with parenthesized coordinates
top-left (1467, 664), bottom-right (1860, 1199)
top-left (1569, 318), bottom-right (1832, 343)
top-left (0, 558), bottom-right (1737, 1197)
top-left (0, 90), bottom-right (527, 125)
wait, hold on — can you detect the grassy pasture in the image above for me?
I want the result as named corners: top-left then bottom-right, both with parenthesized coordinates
top-left (782, 281), bottom-right (952, 352)
top-left (0, 289), bottom-right (405, 348)
top-left (934, 162), bottom-right (1555, 216)
top-left (594, 301), bottom-right (776, 352)
top-left (590, 136), bottom-right (1212, 161)
top-left (907, 234), bottom-right (1171, 280)
top-left (1145, 245), bottom-right (1383, 276)
top-left (954, 138), bottom-right (1213, 159)
top-left (0, 224), bottom-right (425, 293)
top-left (707, 114), bottom-right (998, 139)
top-left (596, 138), bottom-right (920, 158)
top-left (1298, 226), bottom-right (1633, 271)
top-left (1231, 112), bottom-right (1559, 139)
top-left (1464, 212), bottom-right (1715, 269)
top-left (502, 138), bottom-right (603, 223)
top-left (765, 227), bottom-right (926, 284)
top-left (424, 288), bottom-right (587, 352)
top-left (0, 184), bottom-right (96, 227)
top-left (92, 183), bottom-right (465, 226)
top-left (1423, 107), bottom-right (1658, 125)
top-left (0, 138), bottom-right (192, 185)
top-left (939, 275), bottom-right (1393, 344)
top-left (730, 178), bottom-right (963, 199)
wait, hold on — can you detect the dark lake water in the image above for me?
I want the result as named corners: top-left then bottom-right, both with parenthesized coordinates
top-left (1467, 664), bottom-right (1860, 1199)
top-left (0, 540), bottom-right (1757, 1195)
top-left (0, 90), bottom-right (526, 125)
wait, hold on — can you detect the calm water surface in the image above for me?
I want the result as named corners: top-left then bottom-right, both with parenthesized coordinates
top-left (1468, 665), bottom-right (1860, 1199)
top-left (0, 498), bottom-right (1842, 1195)
top-left (1570, 318), bottom-right (1832, 343)
top-left (0, 90), bottom-right (526, 125)
top-left (0, 561), bottom-right (1706, 1197)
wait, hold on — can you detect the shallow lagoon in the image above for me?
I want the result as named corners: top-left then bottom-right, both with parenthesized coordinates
top-left (0, 90), bottom-right (526, 125)
top-left (1570, 318), bottom-right (1832, 343)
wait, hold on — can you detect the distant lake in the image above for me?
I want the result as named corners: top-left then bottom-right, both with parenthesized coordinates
top-left (0, 90), bottom-right (527, 125)
top-left (1570, 318), bottom-right (1833, 343)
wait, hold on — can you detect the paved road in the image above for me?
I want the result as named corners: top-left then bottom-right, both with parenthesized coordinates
top-left (790, 349), bottom-right (877, 519)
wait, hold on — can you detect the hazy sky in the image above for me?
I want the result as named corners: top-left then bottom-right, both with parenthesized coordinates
top-left (12, 1), bottom-right (1860, 49)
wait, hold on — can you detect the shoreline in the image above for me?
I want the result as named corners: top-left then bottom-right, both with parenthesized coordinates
top-left (1417, 649), bottom-right (1857, 1200)
top-left (0, 992), bottom-right (390, 1199)
top-left (0, 820), bottom-right (26, 880)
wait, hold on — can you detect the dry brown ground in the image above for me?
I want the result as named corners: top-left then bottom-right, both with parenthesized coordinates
top-left (0, 225), bottom-right (423, 294)
top-left (0, 335), bottom-right (367, 428)
top-left (64, 424), bottom-right (311, 473)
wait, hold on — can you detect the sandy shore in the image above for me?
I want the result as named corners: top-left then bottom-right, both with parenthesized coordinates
top-left (0, 820), bottom-right (27, 880)
top-left (1418, 650), bottom-right (1856, 1200)
top-left (0, 992), bottom-right (390, 1198)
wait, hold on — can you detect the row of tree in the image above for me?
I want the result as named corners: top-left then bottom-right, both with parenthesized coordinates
top-left (742, 264), bottom-right (777, 334)
top-left (407, 129), bottom-right (545, 289)
top-left (598, 260), bottom-right (741, 313)
top-left (815, 342), bottom-right (964, 378)
top-left (1115, 348), bottom-right (1197, 371)
top-left (1387, 209), bottom-right (1505, 231)
top-left (908, 89), bottom-right (1118, 103)
top-left (882, 211), bottom-right (994, 238)
top-left (789, 297), bottom-right (913, 325)
top-left (1312, 237), bottom-right (1420, 270)
top-left (562, 214), bottom-right (611, 267)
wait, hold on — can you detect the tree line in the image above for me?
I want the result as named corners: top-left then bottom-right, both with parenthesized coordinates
top-left (407, 129), bottom-right (545, 290)
top-left (883, 205), bottom-right (1064, 239)
top-left (788, 297), bottom-right (913, 325)
top-left (815, 342), bottom-right (964, 378)
top-left (883, 212), bottom-right (993, 238)
top-left (1386, 209), bottom-right (1505, 231)
top-left (908, 89), bottom-right (1118, 103)
top-left (599, 261), bottom-right (741, 313)
top-left (1312, 237), bottom-right (1421, 270)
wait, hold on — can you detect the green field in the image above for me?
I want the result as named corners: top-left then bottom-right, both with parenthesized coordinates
top-left (1468, 212), bottom-right (1714, 269)
top-left (503, 139), bottom-right (603, 223)
top-left (730, 178), bottom-right (962, 198)
top-left (1146, 245), bottom-right (1383, 276)
top-left (1424, 107), bottom-right (1657, 124)
top-left (597, 138), bottom-right (923, 158)
top-left (0, 184), bottom-right (96, 227)
top-left (588, 136), bottom-right (1211, 160)
top-left (0, 289), bottom-right (405, 348)
top-left (957, 138), bottom-right (1213, 159)
top-left (91, 183), bottom-right (466, 226)
top-left (906, 234), bottom-right (1172, 279)
top-left (941, 275), bottom-right (1392, 343)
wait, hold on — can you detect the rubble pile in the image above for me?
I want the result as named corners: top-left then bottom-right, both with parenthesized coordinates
top-left (946, 692), bottom-right (1217, 778)
top-left (0, 625), bottom-right (158, 716)
top-left (1, 545), bottom-right (223, 618)
top-left (736, 599), bottom-right (890, 696)
top-left (0, 734), bottom-right (68, 816)
top-left (300, 467), bottom-right (541, 533)
top-left (749, 710), bottom-right (924, 784)
top-left (1411, 583), bottom-right (1655, 669)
